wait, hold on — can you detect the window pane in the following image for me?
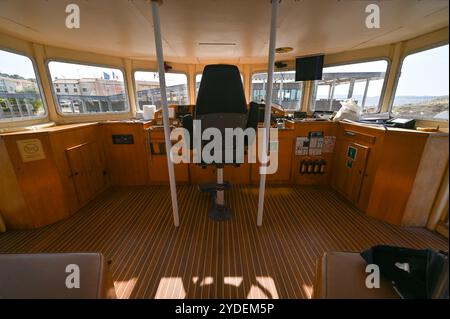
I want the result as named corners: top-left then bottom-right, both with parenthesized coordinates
top-left (311, 60), bottom-right (388, 114)
top-left (393, 45), bottom-right (449, 121)
top-left (48, 61), bottom-right (129, 114)
top-left (0, 49), bottom-right (46, 121)
top-left (135, 71), bottom-right (188, 110)
top-left (251, 71), bottom-right (302, 111)
top-left (196, 73), bottom-right (243, 98)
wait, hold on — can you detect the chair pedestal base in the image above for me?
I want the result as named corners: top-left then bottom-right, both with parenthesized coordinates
top-left (208, 203), bottom-right (232, 221)
top-left (199, 167), bottom-right (233, 221)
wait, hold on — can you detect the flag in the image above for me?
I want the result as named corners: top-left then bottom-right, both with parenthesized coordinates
top-left (103, 72), bottom-right (110, 80)
top-left (112, 71), bottom-right (119, 80)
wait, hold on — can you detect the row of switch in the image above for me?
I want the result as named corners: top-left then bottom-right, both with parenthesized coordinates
top-left (300, 159), bottom-right (326, 175)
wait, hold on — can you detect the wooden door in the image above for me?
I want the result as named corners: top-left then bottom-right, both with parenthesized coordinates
top-left (332, 140), bottom-right (370, 204)
top-left (66, 142), bottom-right (107, 207)
top-left (342, 142), bottom-right (370, 203)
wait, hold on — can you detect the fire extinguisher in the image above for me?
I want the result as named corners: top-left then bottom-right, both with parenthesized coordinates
top-left (313, 160), bottom-right (320, 174)
top-left (307, 160), bottom-right (314, 174)
top-left (320, 159), bottom-right (326, 174)
top-left (300, 160), bottom-right (307, 174)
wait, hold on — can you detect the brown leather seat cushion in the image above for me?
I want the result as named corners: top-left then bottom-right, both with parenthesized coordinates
top-left (313, 252), bottom-right (400, 299)
top-left (0, 253), bottom-right (116, 299)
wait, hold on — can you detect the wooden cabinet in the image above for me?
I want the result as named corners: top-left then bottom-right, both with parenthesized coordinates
top-left (0, 123), bottom-right (103, 229)
top-left (291, 121), bottom-right (337, 185)
top-left (66, 142), bottom-right (108, 207)
top-left (1, 120), bottom-right (447, 230)
top-left (101, 123), bottom-right (149, 186)
top-left (331, 124), bottom-right (379, 211)
top-left (332, 141), bottom-right (370, 204)
top-left (251, 129), bottom-right (295, 184)
top-left (331, 122), bottom-right (448, 227)
top-left (147, 128), bottom-right (189, 184)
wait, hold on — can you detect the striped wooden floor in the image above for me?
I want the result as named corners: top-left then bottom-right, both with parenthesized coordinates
top-left (0, 185), bottom-right (447, 299)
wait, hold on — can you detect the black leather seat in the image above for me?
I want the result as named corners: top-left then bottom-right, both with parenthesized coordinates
top-left (182, 64), bottom-right (258, 220)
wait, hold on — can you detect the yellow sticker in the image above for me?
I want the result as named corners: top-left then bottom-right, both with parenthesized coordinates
top-left (17, 138), bottom-right (46, 162)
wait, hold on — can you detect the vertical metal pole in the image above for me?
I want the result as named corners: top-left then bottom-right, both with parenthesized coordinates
top-left (151, 0), bottom-right (180, 226)
top-left (257, 0), bottom-right (280, 226)
top-left (216, 168), bottom-right (224, 206)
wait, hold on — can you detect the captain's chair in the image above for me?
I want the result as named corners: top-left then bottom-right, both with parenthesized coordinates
top-left (182, 64), bottom-right (257, 221)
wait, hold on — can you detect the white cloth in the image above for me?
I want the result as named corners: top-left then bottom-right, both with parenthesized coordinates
top-left (333, 99), bottom-right (361, 122)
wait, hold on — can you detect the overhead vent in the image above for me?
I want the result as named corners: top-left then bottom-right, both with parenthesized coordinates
top-left (198, 42), bottom-right (237, 46)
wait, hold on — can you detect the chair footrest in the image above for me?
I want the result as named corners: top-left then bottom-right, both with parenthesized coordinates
top-left (198, 181), bottom-right (231, 193)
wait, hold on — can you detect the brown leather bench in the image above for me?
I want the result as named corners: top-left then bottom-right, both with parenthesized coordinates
top-left (0, 252), bottom-right (116, 299)
top-left (313, 252), bottom-right (400, 299)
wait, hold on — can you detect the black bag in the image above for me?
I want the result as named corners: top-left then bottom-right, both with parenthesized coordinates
top-left (361, 245), bottom-right (448, 299)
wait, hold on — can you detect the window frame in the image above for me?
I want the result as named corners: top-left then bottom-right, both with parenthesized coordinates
top-left (132, 69), bottom-right (190, 112)
top-left (45, 59), bottom-right (130, 117)
top-left (308, 57), bottom-right (391, 114)
top-left (0, 46), bottom-right (48, 123)
top-left (250, 69), bottom-right (305, 112)
top-left (388, 42), bottom-right (449, 121)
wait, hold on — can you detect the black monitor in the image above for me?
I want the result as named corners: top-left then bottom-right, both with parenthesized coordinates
top-left (295, 54), bottom-right (324, 81)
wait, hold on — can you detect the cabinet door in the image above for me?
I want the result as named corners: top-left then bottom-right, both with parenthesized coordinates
top-left (343, 143), bottom-right (370, 203)
top-left (332, 141), bottom-right (370, 204)
top-left (66, 142), bottom-right (107, 207)
top-left (147, 139), bottom-right (189, 183)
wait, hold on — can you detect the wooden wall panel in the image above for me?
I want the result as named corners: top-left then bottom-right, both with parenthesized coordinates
top-left (402, 135), bottom-right (449, 226)
top-left (147, 128), bottom-right (189, 184)
top-left (251, 129), bottom-right (295, 184)
top-left (0, 138), bottom-right (28, 229)
top-left (292, 122), bottom-right (337, 185)
top-left (101, 123), bottom-right (149, 186)
top-left (2, 133), bottom-right (70, 229)
top-left (366, 131), bottom-right (428, 225)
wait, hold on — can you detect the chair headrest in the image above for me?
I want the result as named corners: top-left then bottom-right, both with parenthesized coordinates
top-left (196, 64), bottom-right (247, 115)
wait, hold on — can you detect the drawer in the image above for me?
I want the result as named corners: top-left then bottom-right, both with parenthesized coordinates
top-left (340, 129), bottom-right (376, 145)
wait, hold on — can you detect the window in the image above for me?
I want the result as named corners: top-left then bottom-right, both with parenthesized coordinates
top-left (134, 71), bottom-right (189, 110)
top-left (47, 61), bottom-right (129, 114)
top-left (195, 73), bottom-right (244, 98)
top-left (0, 49), bottom-right (46, 121)
top-left (311, 60), bottom-right (388, 114)
top-left (251, 71), bottom-right (303, 111)
top-left (392, 44), bottom-right (449, 121)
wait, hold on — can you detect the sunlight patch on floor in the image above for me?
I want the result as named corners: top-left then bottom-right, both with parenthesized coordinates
top-left (114, 278), bottom-right (138, 299)
top-left (153, 276), bottom-right (279, 299)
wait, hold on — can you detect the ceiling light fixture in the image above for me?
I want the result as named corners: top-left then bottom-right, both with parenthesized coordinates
top-left (275, 47), bottom-right (293, 53)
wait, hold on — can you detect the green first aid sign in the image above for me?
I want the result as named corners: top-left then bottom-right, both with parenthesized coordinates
top-left (347, 146), bottom-right (357, 160)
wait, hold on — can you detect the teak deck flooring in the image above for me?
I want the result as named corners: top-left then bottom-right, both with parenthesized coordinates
top-left (0, 185), bottom-right (447, 299)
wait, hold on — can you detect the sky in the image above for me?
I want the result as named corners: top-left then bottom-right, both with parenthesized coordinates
top-left (395, 44), bottom-right (449, 96)
top-left (1, 44), bottom-right (448, 97)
